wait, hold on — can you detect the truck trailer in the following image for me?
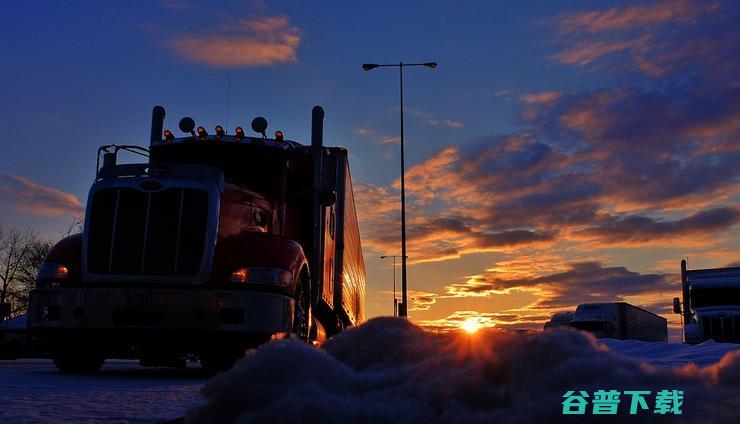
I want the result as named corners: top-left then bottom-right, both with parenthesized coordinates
top-left (674, 260), bottom-right (740, 344)
top-left (27, 105), bottom-right (366, 372)
top-left (570, 302), bottom-right (667, 342)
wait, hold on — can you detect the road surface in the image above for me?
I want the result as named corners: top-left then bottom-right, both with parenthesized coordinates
top-left (0, 359), bottom-right (206, 423)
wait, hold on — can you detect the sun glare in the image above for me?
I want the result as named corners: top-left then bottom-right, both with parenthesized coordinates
top-left (461, 318), bottom-right (481, 334)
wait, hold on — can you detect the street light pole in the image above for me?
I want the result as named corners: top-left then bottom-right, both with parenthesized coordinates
top-left (364, 61), bottom-right (437, 318)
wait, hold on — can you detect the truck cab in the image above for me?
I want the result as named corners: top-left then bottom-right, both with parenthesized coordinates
top-left (675, 260), bottom-right (740, 344)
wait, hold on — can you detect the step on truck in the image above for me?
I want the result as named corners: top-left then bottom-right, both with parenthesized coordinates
top-left (570, 302), bottom-right (667, 342)
top-left (27, 105), bottom-right (366, 372)
top-left (674, 260), bottom-right (740, 343)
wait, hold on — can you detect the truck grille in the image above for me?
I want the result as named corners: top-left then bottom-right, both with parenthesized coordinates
top-left (701, 316), bottom-right (740, 343)
top-left (87, 187), bottom-right (209, 276)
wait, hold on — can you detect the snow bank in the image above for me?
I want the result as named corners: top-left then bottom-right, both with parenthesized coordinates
top-left (188, 317), bottom-right (740, 423)
top-left (600, 338), bottom-right (740, 367)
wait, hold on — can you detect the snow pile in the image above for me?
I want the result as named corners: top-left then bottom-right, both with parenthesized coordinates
top-left (188, 317), bottom-right (740, 423)
top-left (600, 338), bottom-right (739, 367)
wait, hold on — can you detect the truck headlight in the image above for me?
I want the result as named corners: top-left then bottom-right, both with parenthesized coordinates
top-left (229, 267), bottom-right (292, 287)
top-left (37, 262), bottom-right (69, 280)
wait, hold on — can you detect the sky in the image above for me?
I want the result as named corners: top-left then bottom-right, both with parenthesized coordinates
top-left (0, 0), bottom-right (738, 337)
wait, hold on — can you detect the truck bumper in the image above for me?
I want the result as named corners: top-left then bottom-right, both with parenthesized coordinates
top-left (27, 287), bottom-right (294, 340)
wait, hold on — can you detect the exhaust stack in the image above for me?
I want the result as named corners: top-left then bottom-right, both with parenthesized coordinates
top-left (311, 106), bottom-right (324, 148)
top-left (150, 105), bottom-right (166, 145)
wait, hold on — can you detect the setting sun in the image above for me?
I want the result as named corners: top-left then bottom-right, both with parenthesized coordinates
top-left (461, 319), bottom-right (482, 334)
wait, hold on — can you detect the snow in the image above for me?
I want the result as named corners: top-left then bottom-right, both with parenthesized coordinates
top-left (600, 338), bottom-right (740, 367)
top-left (0, 359), bottom-right (206, 423)
top-left (1, 318), bottom-right (739, 422)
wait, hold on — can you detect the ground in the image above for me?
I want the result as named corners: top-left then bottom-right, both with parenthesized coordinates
top-left (1, 322), bottom-right (739, 423)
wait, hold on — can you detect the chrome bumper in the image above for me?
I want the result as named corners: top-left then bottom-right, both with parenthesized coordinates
top-left (27, 287), bottom-right (294, 335)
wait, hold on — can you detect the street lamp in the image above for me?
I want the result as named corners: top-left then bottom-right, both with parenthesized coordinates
top-left (380, 255), bottom-right (408, 316)
top-left (363, 61), bottom-right (437, 318)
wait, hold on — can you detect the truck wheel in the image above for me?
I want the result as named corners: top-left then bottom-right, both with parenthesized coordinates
top-left (51, 348), bottom-right (105, 373)
top-left (293, 281), bottom-right (311, 342)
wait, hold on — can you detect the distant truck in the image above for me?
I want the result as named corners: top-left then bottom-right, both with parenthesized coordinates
top-left (27, 105), bottom-right (366, 372)
top-left (543, 311), bottom-right (574, 330)
top-left (570, 302), bottom-right (667, 342)
top-left (674, 260), bottom-right (740, 344)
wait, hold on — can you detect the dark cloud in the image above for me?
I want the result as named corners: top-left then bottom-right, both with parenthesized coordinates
top-left (355, 1), bottom-right (739, 269)
top-left (446, 261), bottom-right (675, 311)
top-left (188, 318), bottom-right (740, 423)
top-left (577, 207), bottom-right (740, 244)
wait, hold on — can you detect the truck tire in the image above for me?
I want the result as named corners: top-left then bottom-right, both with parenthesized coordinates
top-left (293, 279), bottom-right (311, 342)
top-left (51, 348), bottom-right (105, 373)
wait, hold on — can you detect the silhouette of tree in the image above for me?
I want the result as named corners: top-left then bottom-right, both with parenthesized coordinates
top-left (0, 227), bottom-right (52, 321)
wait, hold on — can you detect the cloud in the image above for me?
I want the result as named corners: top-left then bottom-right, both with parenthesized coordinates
top-left (552, 0), bottom-right (733, 76)
top-left (423, 119), bottom-right (464, 128)
top-left (0, 174), bottom-right (84, 217)
top-left (576, 207), bottom-right (740, 244)
top-left (520, 91), bottom-right (562, 104)
top-left (370, 2), bottom-right (738, 258)
top-left (444, 261), bottom-right (675, 311)
top-left (557, 0), bottom-right (718, 33)
top-left (187, 318), bottom-right (740, 423)
top-left (169, 16), bottom-right (300, 68)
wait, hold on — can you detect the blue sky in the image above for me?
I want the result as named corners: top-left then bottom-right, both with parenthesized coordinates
top-left (1, 1), bottom-right (738, 334)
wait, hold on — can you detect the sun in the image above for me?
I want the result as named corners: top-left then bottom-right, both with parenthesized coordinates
top-left (460, 318), bottom-right (481, 334)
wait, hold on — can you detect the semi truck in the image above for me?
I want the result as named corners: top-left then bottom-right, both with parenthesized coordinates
top-left (27, 105), bottom-right (366, 372)
top-left (570, 302), bottom-right (667, 342)
top-left (543, 310), bottom-right (574, 330)
top-left (673, 260), bottom-right (740, 344)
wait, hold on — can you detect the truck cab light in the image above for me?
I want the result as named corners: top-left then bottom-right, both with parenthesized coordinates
top-left (37, 263), bottom-right (69, 280)
top-left (229, 268), bottom-right (250, 283)
top-left (197, 126), bottom-right (207, 140)
top-left (163, 130), bottom-right (175, 142)
top-left (235, 127), bottom-right (244, 141)
top-left (275, 130), bottom-right (284, 142)
top-left (215, 125), bottom-right (225, 137)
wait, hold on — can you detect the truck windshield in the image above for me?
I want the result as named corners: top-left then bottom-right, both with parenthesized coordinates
top-left (691, 287), bottom-right (740, 307)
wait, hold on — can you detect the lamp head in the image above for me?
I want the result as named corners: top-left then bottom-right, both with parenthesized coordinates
top-left (362, 63), bottom-right (379, 71)
top-left (424, 62), bottom-right (438, 69)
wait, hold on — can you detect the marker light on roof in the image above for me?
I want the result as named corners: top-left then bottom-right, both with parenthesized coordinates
top-left (197, 126), bottom-right (207, 140)
top-left (163, 130), bottom-right (175, 142)
top-left (215, 125), bottom-right (225, 137)
top-left (235, 127), bottom-right (244, 141)
top-left (275, 130), bottom-right (284, 142)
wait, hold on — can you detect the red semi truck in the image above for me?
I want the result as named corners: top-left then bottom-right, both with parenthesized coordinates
top-left (27, 106), bottom-right (366, 372)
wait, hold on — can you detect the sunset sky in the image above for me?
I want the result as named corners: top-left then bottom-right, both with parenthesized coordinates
top-left (1, 1), bottom-right (738, 338)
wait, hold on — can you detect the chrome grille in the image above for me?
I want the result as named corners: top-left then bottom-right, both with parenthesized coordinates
top-left (87, 187), bottom-right (209, 276)
top-left (701, 316), bottom-right (740, 343)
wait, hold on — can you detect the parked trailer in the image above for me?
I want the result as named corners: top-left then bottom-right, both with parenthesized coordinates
top-left (27, 106), bottom-right (366, 372)
top-left (570, 302), bottom-right (667, 342)
top-left (673, 260), bottom-right (740, 344)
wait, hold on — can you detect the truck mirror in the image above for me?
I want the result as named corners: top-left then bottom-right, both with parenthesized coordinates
top-left (672, 297), bottom-right (681, 314)
top-left (320, 190), bottom-right (337, 206)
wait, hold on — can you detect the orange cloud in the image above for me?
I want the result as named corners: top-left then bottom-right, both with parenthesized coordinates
top-left (557, 0), bottom-right (717, 33)
top-left (520, 91), bottom-right (562, 104)
top-left (0, 174), bottom-right (84, 217)
top-left (169, 16), bottom-right (300, 68)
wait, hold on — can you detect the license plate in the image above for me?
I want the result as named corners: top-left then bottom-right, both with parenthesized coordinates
top-left (121, 292), bottom-right (160, 310)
